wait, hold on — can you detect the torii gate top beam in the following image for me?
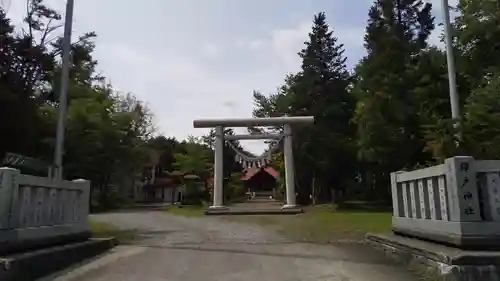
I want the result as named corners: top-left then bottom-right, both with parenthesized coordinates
top-left (193, 116), bottom-right (314, 128)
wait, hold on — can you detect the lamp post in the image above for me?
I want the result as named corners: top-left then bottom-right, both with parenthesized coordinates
top-left (441, 0), bottom-right (460, 120)
top-left (53, 0), bottom-right (74, 180)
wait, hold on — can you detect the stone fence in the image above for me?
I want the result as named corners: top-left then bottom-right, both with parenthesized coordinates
top-left (0, 167), bottom-right (90, 254)
top-left (391, 156), bottom-right (500, 248)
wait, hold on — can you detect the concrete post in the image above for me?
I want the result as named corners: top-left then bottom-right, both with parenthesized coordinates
top-left (483, 172), bottom-right (500, 221)
top-left (72, 179), bottom-right (90, 223)
top-left (0, 167), bottom-right (20, 230)
top-left (445, 156), bottom-right (481, 222)
top-left (282, 124), bottom-right (296, 209)
top-left (210, 126), bottom-right (226, 209)
top-left (441, 0), bottom-right (460, 122)
top-left (390, 172), bottom-right (404, 217)
top-left (54, 0), bottom-right (75, 181)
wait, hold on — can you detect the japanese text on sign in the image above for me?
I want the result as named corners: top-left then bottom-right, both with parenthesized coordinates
top-left (464, 206), bottom-right (475, 215)
top-left (460, 162), bottom-right (470, 172)
top-left (463, 192), bottom-right (473, 200)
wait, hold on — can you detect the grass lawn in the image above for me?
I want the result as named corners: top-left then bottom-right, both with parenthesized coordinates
top-left (165, 204), bottom-right (205, 217)
top-left (89, 220), bottom-right (139, 244)
top-left (224, 204), bottom-right (392, 243)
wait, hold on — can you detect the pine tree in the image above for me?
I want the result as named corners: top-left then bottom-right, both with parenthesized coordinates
top-left (296, 12), bottom-right (354, 134)
top-left (453, 0), bottom-right (500, 88)
top-left (284, 12), bottom-right (355, 203)
top-left (353, 0), bottom-right (436, 198)
top-left (449, 1), bottom-right (500, 160)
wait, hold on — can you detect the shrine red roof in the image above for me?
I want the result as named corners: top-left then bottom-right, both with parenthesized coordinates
top-left (241, 166), bottom-right (279, 181)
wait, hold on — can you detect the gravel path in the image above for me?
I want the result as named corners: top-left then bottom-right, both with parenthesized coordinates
top-left (52, 210), bottom-right (418, 281)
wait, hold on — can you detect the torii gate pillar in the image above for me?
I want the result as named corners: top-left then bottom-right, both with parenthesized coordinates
top-left (193, 116), bottom-right (314, 210)
top-left (282, 124), bottom-right (296, 208)
top-left (213, 126), bottom-right (225, 209)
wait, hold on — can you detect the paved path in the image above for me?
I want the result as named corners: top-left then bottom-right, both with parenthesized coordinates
top-left (52, 210), bottom-right (418, 281)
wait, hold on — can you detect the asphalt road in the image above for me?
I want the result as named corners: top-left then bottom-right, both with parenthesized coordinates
top-left (50, 210), bottom-right (418, 281)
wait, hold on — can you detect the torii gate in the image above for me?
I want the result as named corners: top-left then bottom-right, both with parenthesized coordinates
top-left (193, 116), bottom-right (314, 210)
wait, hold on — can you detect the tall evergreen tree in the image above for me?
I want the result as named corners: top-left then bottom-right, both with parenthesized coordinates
top-left (422, 1), bottom-right (500, 162)
top-left (0, 7), bottom-right (56, 158)
top-left (353, 0), bottom-right (435, 199)
top-left (436, 1), bottom-right (500, 161)
top-left (453, 0), bottom-right (500, 89)
top-left (251, 13), bottom-right (355, 203)
top-left (294, 12), bottom-right (354, 135)
top-left (294, 12), bottom-right (355, 204)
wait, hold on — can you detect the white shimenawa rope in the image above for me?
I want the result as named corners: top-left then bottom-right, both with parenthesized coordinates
top-left (227, 137), bottom-right (283, 169)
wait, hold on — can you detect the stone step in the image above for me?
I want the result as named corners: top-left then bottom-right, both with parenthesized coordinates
top-left (204, 208), bottom-right (303, 216)
top-left (0, 238), bottom-right (116, 281)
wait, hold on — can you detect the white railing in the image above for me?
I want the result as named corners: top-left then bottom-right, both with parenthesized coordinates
top-left (391, 156), bottom-right (500, 247)
top-left (392, 164), bottom-right (449, 221)
top-left (0, 167), bottom-right (90, 251)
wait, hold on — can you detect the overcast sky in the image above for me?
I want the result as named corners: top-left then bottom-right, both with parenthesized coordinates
top-left (4, 0), bottom-right (456, 154)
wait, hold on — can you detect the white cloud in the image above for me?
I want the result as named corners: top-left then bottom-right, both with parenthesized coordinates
top-left (96, 42), bottom-right (273, 153)
top-left (248, 40), bottom-right (265, 50)
top-left (4, 0), bottom-right (458, 156)
top-left (233, 39), bottom-right (266, 52)
top-left (1, 0), bottom-right (13, 14)
top-left (96, 20), bottom-right (368, 154)
top-left (268, 21), bottom-right (366, 70)
top-left (201, 43), bottom-right (222, 58)
top-left (270, 22), bottom-right (311, 70)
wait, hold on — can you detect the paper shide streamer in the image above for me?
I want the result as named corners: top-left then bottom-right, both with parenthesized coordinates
top-left (229, 137), bottom-right (283, 169)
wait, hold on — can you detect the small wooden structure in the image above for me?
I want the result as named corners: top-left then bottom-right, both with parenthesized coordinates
top-left (242, 166), bottom-right (279, 195)
top-left (139, 172), bottom-right (184, 203)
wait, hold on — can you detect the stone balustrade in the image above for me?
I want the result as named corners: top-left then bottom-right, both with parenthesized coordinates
top-left (391, 156), bottom-right (500, 248)
top-left (0, 167), bottom-right (90, 254)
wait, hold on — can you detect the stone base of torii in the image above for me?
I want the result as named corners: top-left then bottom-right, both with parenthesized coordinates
top-left (193, 116), bottom-right (314, 211)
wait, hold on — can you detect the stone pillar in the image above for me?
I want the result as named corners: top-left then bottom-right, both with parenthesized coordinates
top-left (210, 126), bottom-right (226, 209)
top-left (445, 156), bottom-right (481, 222)
top-left (72, 179), bottom-right (90, 223)
top-left (282, 124), bottom-right (296, 209)
top-left (0, 167), bottom-right (20, 230)
top-left (483, 172), bottom-right (500, 221)
top-left (390, 171), bottom-right (404, 217)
